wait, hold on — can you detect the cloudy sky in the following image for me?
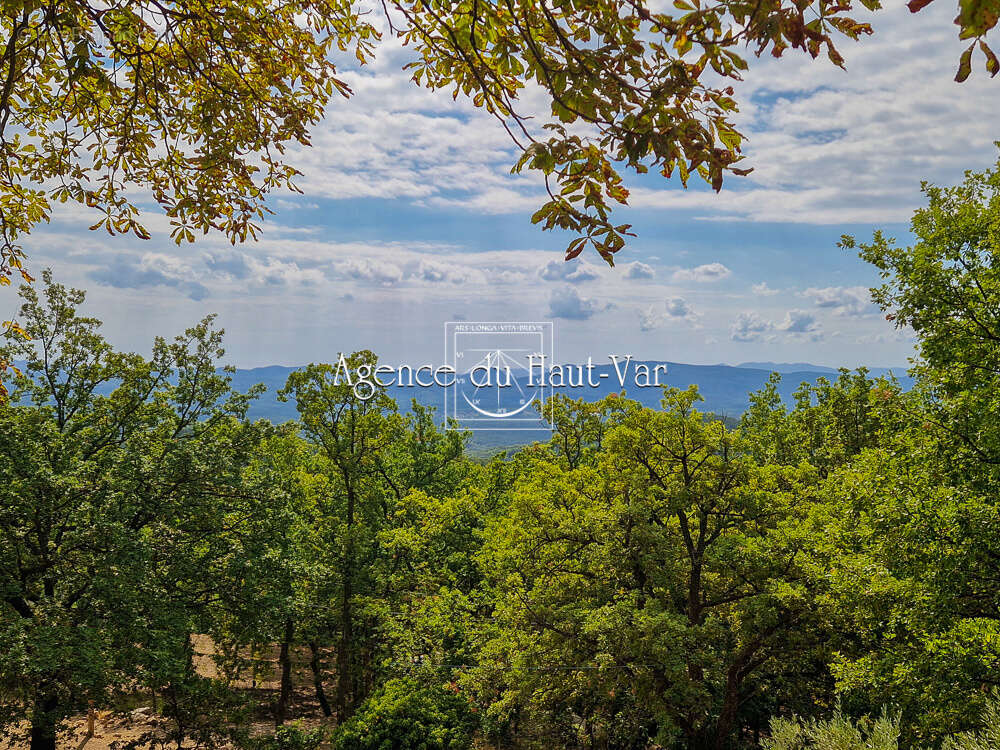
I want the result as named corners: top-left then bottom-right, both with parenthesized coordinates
top-left (7, 1), bottom-right (998, 369)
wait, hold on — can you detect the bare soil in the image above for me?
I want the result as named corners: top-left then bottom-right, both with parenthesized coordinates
top-left (3, 636), bottom-right (337, 750)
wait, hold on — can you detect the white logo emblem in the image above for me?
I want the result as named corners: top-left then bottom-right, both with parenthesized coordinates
top-left (444, 322), bottom-right (554, 432)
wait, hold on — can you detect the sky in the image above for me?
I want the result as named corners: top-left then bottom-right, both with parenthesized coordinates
top-left (7, 0), bottom-right (999, 369)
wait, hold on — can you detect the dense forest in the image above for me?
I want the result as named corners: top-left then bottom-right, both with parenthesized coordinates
top-left (4, 164), bottom-right (1000, 750)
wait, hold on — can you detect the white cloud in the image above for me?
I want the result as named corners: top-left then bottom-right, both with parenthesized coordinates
top-left (89, 253), bottom-right (209, 300)
top-left (730, 312), bottom-right (775, 342)
top-left (778, 309), bottom-right (823, 340)
top-left (333, 258), bottom-right (406, 286)
top-left (412, 258), bottom-right (487, 285)
top-left (672, 262), bottom-right (732, 283)
top-left (665, 297), bottom-right (695, 318)
top-left (624, 262), bottom-right (656, 280)
top-left (548, 287), bottom-right (605, 320)
top-left (752, 282), bottom-right (780, 296)
top-left (273, 199), bottom-right (320, 211)
top-left (856, 330), bottom-right (916, 345)
top-left (801, 285), bottom-right (877, 316)
top-left (639, 308), bottom-right (662, 332)
top-left (730, 308), bottom-right (826, 342)
top-left (538, 259), bottom-right (602, 284)
top-left (204, 251), bottom-right (325, 288)
top-left (423, 187), bottom-right (544, 215)
top-left (640, 296), bottom-right (699, 330)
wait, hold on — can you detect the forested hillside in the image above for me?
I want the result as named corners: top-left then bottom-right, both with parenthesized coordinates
top-left (4, 162), bottom-right (1000, 750)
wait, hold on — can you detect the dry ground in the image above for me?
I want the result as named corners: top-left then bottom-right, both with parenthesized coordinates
top-left (4, 636), bottom-right (336, 750)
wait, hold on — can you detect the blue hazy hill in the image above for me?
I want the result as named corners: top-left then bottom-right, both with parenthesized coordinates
top-left (10, 360), bottom-right (910, 454)
top-left (231, 361), bottom-right (912, 452)
top-left (736, 362), bottom-right (906, 378)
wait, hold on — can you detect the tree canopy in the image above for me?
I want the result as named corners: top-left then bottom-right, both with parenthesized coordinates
top-left (0, 0), bottom-right (996, 286)
top-left (0, 272), bottom-right (276, 750)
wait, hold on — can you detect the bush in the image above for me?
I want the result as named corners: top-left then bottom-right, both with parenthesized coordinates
top-left (943, 696), bottom-right (1000, 750)
top-left (332, 678), bottom-right (477, 750)
top-left (763, 708), bottom-right (901, 750)
top-left (122, 676), bottom-right (252, 750)
top-left (247, 723), bottom-right (327, 750)
top-left (763, 695), bottom-right (1000, 750)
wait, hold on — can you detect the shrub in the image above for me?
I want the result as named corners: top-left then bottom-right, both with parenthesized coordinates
top-left (247, 723), bottom-right (327, 750)
top-left (763, 708), bottom-right (901, 750)
top-left (763, 695), bottom-right (1000, 750)
top-left (122, 676), bottom-right (252, 750)
top-left (332, 678), bottom-right (477, 750)
top-left (943, 696), bottom-right (1000, 750)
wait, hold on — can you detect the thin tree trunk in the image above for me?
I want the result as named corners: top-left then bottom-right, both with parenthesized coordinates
top-left (29, 692), bottom-right (59, 750)
top-left (714, 699), bottom-right (738, 750)
top-left (335, 571), bottom-right (354, 719)
top-left (309, 641), bottom-right (332, 717)
top-left (276, 618), bottom-right (295, 725)
top-left (336, 481), bottom-right (357, 720)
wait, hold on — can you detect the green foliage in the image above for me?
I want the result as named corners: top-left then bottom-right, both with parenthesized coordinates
top-left (469, 387), bottom-right (836, 749)
top-left (245, 723), bottom-right (327, 750)
top-left (275, 362), bottom-right (480, 720)
top-left (832, 156), bottom-right (1000, 742)
top-left (0, 0), bottom-right (377, 279)
top-left (815, 441), bottom-right (1000, 740)
top-left (763, 695), bottom-right (1000, 750)
top-left (331, 678), bottom-right (476, 750)
top-left (0, 272), bottom-right (275, 747)
top-left (153, 675), bottom-right (253, 750)
top-left (18, 155), bottom-right (1000, 747)
top-left (942, 696), bottom-right (1000, 750)
top-left (740, 369), bottom-right (900, 474)
top-left (843, 156), bottom-right (1000, 473)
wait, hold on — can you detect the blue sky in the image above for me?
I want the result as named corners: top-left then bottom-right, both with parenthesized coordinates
top-left (7, 0), bottom-right (999, 369)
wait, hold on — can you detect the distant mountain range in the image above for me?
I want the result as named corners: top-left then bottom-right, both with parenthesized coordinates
top-left (11, 359), bottom-right (912, 454)
top-left (229, 361), bottom-right (912, 454)
top-left (735, 362), bottom-right (907, 377)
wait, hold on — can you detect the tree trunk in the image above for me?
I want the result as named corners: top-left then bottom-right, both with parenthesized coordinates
top-left (30, 693), bottom-right (59, 750)
top-left (309, 642), bottom-right (332, 717)
top-left (336, 481), bottom-right (357, 720)
top-left (276, 618), bottom-right (295, 725)
top-left (713, 647), bottom-right (756, 750)
top-left (714, 701), bottom-right (738, 750)
top-left (335, 570), bottom-right (355, 719)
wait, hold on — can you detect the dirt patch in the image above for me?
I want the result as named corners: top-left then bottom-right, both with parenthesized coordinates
top-left (3, 636), bottom-right (337, 750)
